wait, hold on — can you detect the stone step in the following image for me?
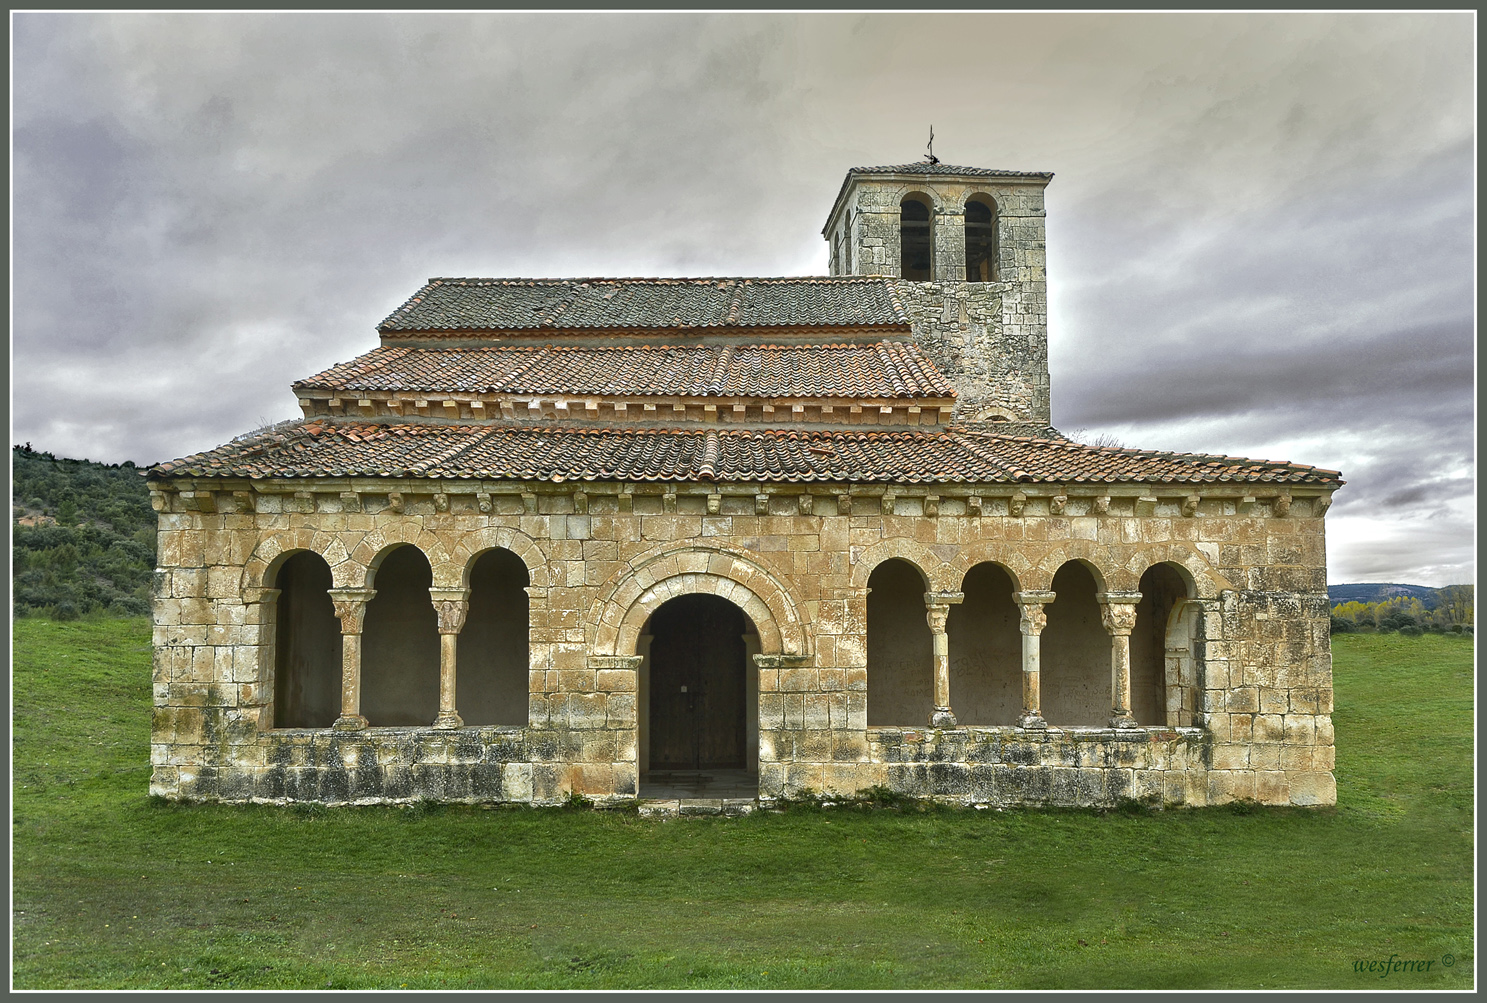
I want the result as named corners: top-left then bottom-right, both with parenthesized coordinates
top-left (637, 797), bottom-right (758, 818)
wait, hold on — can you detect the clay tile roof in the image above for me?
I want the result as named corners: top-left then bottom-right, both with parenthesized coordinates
top-left (377, 277), bottom-right (911, 334)
top-left (147, 422), bottom-right (1344, 487)
top-left (294, 342), bottom-right (955, 399)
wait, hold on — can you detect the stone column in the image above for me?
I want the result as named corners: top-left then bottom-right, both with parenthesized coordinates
top-left (327, 588), bottom-right (376, 731)
top-left (1013, 590), bottom-right (1055, 729)
top-left (742, 630), bottom-right (761, 774)
top-left (1099, 591), bottom-right (1143, 729)
top-left (924, 591), bottom-right (965, 729)
top-left (430, 588), bottom-right (471, 729)
top-left (637, 633), bottom-right (654, 775)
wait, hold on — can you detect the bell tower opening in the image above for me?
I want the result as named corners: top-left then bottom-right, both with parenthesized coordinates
top-left (900, 196), bottom-right (933, 280)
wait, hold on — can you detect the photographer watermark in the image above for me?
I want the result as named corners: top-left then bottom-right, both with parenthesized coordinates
top-left (1353, 953), bottom-right (1455, 978)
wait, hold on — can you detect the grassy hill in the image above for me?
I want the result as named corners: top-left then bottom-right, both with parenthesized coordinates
top-left (11, 445), bottom-right (157, 619)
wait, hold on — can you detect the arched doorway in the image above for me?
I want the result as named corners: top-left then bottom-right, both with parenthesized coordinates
top-left (642, 594), bottom-right (754, 775)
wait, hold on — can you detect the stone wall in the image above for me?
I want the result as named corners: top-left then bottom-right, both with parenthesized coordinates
top-left (149, 478), bottom-right (1337, 808)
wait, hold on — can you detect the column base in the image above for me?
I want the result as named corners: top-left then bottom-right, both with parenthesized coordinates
top-left (332, 714), bottom-right (369, 731)
top-left (1109, 713), bottom-right (1139, 730)
top-left (432, 711), bottom-right (465, 730)
top-left (1017, 712), bottom-right (1047, 730)
top-left (929, 707), bottom-right (958, 729)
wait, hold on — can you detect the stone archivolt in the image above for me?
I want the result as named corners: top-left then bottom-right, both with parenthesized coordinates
top-left (146, 162), bottom-right (1341, 810)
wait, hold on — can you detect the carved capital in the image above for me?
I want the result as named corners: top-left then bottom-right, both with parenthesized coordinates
top-left (326, 589), bottom-right (376, 634)
top-left (923, 591), bottom-right (963, 634)
top-left (1097, 591), bottom-right (1143, 636)
top-left (429, 588), bottom-right (471, 634)
top-left (1014, 590), bottom-right (1056, 636)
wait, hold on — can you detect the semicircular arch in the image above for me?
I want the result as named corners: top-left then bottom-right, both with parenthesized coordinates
top-left (590, 543), bottom-right (806, 658)
top-left (849, 538), bottom-right (958, 593)
top-left (444, 525), bottom-right (552, 590)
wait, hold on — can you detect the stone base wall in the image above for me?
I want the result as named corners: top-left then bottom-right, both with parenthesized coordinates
top-left (151, 722), bottom-right (1334, 810)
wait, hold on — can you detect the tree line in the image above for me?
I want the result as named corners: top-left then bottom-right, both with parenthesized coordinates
top-left (1330, 586), bottom-right (1474, 637)
top-left (12, 444), bottom-right (156, 619)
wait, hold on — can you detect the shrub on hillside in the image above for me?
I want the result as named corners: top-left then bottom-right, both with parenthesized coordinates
top-left (11, 445), bottom-right (156, 619)
top-left (1329, 615), bottom-right (1355, 634)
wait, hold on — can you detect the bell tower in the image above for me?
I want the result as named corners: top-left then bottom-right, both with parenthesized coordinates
top-left (822, 164), bottom-right (1054, 427)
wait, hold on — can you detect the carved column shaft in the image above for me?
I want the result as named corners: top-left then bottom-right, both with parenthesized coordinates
top-left (1013, 590), bottom-right (1056, 729)
top-left (924, 591), bottom-right (963, 729)
top-left (327, 588), bottom-right (376, 731)
top-left (1099, 591), bottom-right (1142, 729)
top-left (430, 589), bottom-right (471, 729)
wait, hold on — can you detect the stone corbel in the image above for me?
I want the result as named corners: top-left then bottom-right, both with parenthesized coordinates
top-left (1181, 494), bottom-right (1200, 518)
top-left (1093, 495), bottom-right (1110, 515)
top-left (798, 494), bottom-right (813, 516)
top-left (1049, 494), bottom-right (1067, 515)
top-left (1134, 495), bottom-right (1158, 517)
top-left (339, 491), bottom-right (362, 514)
top-left (521, 491), bottom-right (538, 514)
top-left (837, 493), bottom-right (852, 516)
top-left (1273, 493), bottom-right (1292, 517)
top-left (1313, 494), bottom-right (1332, 517)
top-left (663, 489), bottom-right (677, 513)
top-left (755, 493), bottom-right (770, 515)
top-left (573, 490), bottom-right (589, 514)
top-left (1009, 491), bottom-right (1027, 517)
top-left (881, 491), bottom-right (897, 516)
top-left (477, 492), bottom-right (493, 514)
top-left (924, 494), bottom-right (940, 518)
top-left (434, 493), bottom-right (450, 513)
top-left (387, 491), bottom-right (405, 514)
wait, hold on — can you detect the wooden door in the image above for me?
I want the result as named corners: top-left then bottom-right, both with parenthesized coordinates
top-left (647, 595), bottom-right (747, 770)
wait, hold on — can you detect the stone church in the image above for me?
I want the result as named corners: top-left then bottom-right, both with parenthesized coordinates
top-left (147, 162), bottom-right (1341, 811)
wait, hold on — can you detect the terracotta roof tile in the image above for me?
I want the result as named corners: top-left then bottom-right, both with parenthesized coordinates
top-left (148, 422), bottom-right (1343, 487)
top-left (294, 342), bottom-right (955, 399)
top-left (378, 277), bottom-right (911, 334)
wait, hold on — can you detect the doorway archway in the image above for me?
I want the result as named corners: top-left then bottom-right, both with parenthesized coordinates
top-left (641, 594), bottom-right (755, 776)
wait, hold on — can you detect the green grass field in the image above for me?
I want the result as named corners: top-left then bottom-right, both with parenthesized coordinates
top-left (12, 620), bottom-right (1474, 989)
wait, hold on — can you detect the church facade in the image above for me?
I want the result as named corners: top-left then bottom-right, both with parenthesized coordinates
top-left (146, 163), bottom-right (1341, 810)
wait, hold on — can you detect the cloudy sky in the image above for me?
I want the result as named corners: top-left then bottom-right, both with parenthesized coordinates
top-left (12, 12), bottom-right (1475, 586)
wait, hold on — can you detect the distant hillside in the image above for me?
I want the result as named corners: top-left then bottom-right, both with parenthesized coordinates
top-left (1328, 583), bottom-right (1453, 609)
top-left (12, 445), bottom-right (156, 619)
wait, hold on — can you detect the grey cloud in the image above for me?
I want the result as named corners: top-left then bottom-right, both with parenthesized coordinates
top-left (11, 12), bottom-right (1474, 584)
